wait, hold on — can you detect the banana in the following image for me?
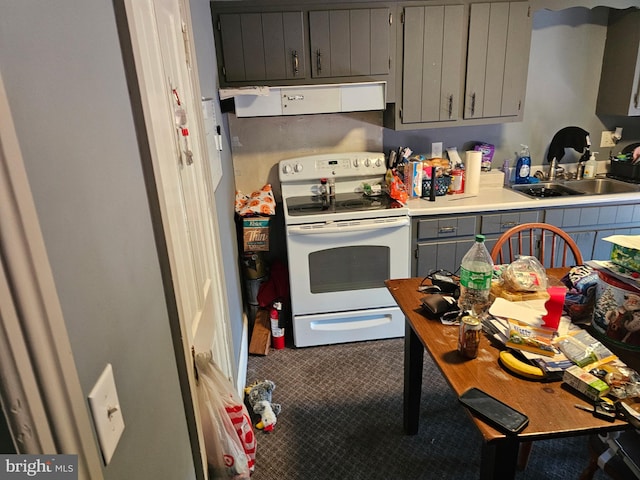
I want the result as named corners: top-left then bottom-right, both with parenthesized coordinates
top-left (499, 350), bottom-right (545, 380)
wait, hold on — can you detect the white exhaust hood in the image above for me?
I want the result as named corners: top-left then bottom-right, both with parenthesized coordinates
top-left (220, 81), bottom-right (386, 118)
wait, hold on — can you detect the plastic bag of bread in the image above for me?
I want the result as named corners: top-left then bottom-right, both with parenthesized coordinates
top-left (502, 256), bottom-right (548, 292)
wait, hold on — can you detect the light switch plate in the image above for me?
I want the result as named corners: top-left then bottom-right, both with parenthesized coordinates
top-left (600, 131), bottom-right (616, 148)
top-left (432, 142), bottom-right (443, 158)
top-left (88, 364), bottom-right (125, 465)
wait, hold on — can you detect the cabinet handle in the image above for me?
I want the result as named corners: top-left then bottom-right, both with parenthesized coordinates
top-left (292, 50), bottom-right (299, 76)
top-left (501, 221), bottom-right (518, 229)
top-left (316, 49), bottom-right (322, 74)
top-left (438, 226), bottom-right (456, 234)
top-left (448, 95), bottom-right (453, 119)
top-left (470, 92), bottom-right (476, 117)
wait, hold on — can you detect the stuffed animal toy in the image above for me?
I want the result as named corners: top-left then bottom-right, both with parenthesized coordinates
top-left (244, 380), bottom-right (281, 432)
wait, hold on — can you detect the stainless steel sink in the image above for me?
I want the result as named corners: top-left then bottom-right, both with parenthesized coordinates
top-left (563, 178), bottom-right (640, 195)
top-left (511, 178), bottom-right (640, 199)
top-left (511, 182), bottom-right (585, 198)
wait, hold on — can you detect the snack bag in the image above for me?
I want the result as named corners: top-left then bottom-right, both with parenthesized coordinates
top-left (389, 172), bottom-right (408, 204)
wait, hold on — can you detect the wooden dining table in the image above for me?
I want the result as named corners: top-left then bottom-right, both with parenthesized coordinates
top-left (385, 271), bottom-right (630, 480)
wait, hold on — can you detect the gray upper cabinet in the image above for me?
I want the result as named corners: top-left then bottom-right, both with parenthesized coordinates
top-left (216, 11), bottom-right (306, 84)
top-left (213, 4), bottom-right (394, 93)
top-left (401, 5), bottom-right (464, 124)
top-left (389, 1), bottom-right (532, 130)
top-left (309, 8), bottom-right (391, 79)
top-left (596, 7), bottom-right (640, 117)
top-left (464, 2), bottom-right (532, 120)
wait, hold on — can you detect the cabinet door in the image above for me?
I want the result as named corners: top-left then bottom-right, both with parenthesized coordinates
top-left (309, 8), bottom-right (390, 78)
top-left (416, 239), bottom-right (474, 276)
top-left (464, 2), bottom-right (531, 120)
top-left (218, 11), bottom-right (305, 83)
top-left (401, 5), bottom-right (464, 124)
top-left (596, 8), bottom-right (640, 116)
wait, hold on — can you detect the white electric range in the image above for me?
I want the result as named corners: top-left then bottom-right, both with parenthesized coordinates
top-left (279, 152), bottom-right (410, 347)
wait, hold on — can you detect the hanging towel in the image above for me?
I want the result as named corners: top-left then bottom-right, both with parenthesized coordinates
top-left (546, 126), bottom-right (590, 163)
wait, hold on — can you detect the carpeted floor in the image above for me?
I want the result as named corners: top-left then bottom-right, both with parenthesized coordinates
top-left (245, 337), bottom-right (611, 480)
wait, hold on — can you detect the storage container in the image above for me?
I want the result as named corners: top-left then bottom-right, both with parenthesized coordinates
top-left (592, 270), bottom-right (640, 351)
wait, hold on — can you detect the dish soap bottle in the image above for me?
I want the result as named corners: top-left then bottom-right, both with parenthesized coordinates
top-left (515, 145), bottom-right (531, 184)
top-left (583, 152), bottom-right (598, 179)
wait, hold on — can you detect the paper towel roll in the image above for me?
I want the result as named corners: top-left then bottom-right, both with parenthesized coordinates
top-left (465, 151), bottom-right (482, 195)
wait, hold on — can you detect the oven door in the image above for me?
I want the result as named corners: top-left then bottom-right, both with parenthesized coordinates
top-left (286, 216), bottom-right (410, 315)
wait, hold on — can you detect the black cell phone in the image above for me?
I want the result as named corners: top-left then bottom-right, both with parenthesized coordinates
top-left (459, 387), bottom-right (529, 434)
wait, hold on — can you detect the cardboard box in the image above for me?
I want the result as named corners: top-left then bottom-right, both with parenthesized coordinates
top-left (243, 217), bottom-right (270, 252)
top-left (604, 235), bottom-right (640, 273)
top-left (480, 170), bottom-right (505, 189)
top-left (562, 365), bottom-right (610, 401)
top-left (403, 161), bottom-right (423, 198)
top-left (611, 243), bottom-right (640, 273)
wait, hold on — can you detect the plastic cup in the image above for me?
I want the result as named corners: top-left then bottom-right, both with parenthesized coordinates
top-left (542, 286), bottom-right (566, 330)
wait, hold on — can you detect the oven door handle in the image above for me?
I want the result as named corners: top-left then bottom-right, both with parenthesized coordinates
top-left (287, 217), bottom-right (409, 235)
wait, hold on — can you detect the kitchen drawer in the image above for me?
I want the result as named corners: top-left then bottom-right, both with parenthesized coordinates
top-left (480, 210), bottom-right (540, 235)
top-left (416, 215), bottom-right (476, 241)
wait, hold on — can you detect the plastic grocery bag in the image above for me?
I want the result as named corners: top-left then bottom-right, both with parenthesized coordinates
top-left (502, 256), bottom-right (548, 292)
top-left (195, 352), bottom-right (256, 479)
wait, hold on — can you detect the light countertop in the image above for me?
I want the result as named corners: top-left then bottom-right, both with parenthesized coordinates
top-left (405, 187), bottom-right (640, 216)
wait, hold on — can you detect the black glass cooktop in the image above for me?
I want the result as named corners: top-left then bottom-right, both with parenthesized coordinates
top-left (286, 193), bottom-right (403, 216)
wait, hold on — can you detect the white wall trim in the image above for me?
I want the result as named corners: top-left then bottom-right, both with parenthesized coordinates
top-left (0, 73), bottom-right (104, 477)
top-left (236, 313), bottom-right (249, 397)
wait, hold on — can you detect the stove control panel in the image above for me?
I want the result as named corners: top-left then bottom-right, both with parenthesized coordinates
top-left (279, 152), bottom-right (386, 182)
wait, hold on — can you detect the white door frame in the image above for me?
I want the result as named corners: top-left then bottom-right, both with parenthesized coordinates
top-left (116, 0), bottom-right (234, 477)
top-left (0, 71), bottom-right (104, 478)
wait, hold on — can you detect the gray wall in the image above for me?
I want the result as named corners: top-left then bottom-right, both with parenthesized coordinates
top-left (0, 2), bottom-right (195, 478)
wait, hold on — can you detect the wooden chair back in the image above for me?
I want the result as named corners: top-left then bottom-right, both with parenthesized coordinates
top-left (490, 222), bottom-right (584, 267)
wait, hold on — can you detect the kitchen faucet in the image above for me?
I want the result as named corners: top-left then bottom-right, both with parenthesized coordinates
top-left (547, 158), bottom-right (565, 181)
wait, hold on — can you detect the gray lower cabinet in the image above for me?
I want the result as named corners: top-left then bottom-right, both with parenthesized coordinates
top-left (480, 210), bottom-right (541, 254)
top-left (414, 203), bottom-right (640, 276)
top-left (413, 215), bottom-right (476, 276)
top-left (413, 209), bottom-right (541, 276)
top-left (544, 204), bottom-right (640, 261)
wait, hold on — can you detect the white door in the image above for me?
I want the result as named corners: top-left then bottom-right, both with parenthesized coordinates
top-left (123, 0), bottom-right (233, 475)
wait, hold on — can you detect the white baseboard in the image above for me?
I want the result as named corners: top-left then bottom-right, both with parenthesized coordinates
top-left (236, 312), bottom-right (249, 397)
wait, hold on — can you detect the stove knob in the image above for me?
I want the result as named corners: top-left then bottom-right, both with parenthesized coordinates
top-left (364, 158), bottom-right (371, 167)
top-left (375, 158), bottom-right (383, 167)
top-left (294, 163), bottom-right (303, 173)
top-left (353, 158), bottom-right (360, 167)
top-left (282, 163), bottom-right (293, 174)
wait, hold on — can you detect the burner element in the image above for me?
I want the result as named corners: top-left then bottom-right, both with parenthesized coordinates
top-left (286, 193), bottom-right (397, 217)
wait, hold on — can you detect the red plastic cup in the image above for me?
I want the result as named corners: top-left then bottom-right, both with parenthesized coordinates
top-left (542, 286), bottom-right (567, 330)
